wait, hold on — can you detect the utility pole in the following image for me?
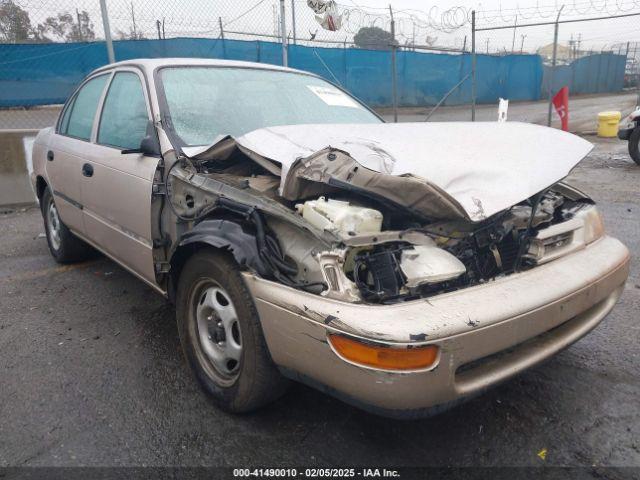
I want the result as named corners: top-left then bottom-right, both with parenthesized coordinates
top-left (156, 20), bottom-right (162, 40)
top-left (291, 0), bottom-right (297, 44)
top-left (280, 0), bottom-right (288, 66)
top-left (577, 33), bottom-right (582, 57)
top-left (511, 15), bottom-right (517, 53)
top-left (520, 34), bottom-right (526, 53)
top-left (569, 33), bottom-right (574, 59)
top-left (99, 0), bottom-right (115, 63)
top-left (485, 37), bottom-right (490, 54)
top-left (547, 5), bottom-right (565, 127)
top-left (389, 4), bottom-right (398, 123)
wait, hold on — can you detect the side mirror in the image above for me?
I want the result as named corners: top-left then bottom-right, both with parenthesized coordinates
top-left (121, 120), bottom-right (161, 156)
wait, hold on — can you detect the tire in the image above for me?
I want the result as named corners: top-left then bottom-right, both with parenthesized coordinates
top-left (176, 248), bottom-right (289, 413)
top-left (41, 187), bottom-right (93, 263)
top-left (628, 127), bottom-right (640, 166)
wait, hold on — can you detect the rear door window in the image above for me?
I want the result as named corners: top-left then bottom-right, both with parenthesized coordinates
top-left (64, 74), bottom-right (109, 141)
top-left (98, 72), bottom-right (149, 150)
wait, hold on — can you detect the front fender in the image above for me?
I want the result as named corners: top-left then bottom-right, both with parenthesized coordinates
top-left (174, 218), bottom-right (269, 277)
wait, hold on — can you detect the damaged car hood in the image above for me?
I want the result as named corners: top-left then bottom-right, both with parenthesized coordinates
top-left (185, 122), bottom-right (593, 222)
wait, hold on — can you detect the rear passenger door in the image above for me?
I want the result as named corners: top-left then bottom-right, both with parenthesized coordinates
top-left (80, 68), bottom-right (159, 284)
top-left (47, 74), bottom-right (110, 235)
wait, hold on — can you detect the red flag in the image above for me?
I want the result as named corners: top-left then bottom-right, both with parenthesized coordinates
top-left (552, 86), bottom-right (569, 131)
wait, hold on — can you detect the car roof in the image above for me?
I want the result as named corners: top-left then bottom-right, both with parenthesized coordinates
top-left (91, 57), bottom-right (309, 77)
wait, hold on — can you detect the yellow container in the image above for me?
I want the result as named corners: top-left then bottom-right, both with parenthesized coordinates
top-left (597, 111), bottom-right (621, 138)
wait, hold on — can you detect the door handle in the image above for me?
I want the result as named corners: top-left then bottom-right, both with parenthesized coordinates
top-left (82, 163), bottom-right (94, 177)
top-left (47, 150), bottom-right (54, 162)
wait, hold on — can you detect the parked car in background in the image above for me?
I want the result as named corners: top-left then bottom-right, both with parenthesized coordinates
top-left (618, 107), bottom-right (640, 165)
top-left (31, 58), bottom-right (630, 418)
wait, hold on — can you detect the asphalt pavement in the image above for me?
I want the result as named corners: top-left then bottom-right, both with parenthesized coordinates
top-left (0, 137), bottom-right (639, 473)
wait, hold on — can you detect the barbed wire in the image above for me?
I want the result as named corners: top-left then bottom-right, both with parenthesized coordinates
top-left (5, 0), bottom-right (640, 49)
top-left (475, 0), bottom-right (640, 24)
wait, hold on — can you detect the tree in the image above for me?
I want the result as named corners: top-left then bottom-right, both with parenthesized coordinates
top-left (353, 26), bottom-right (393, 50)
top-left (116, 27), bottom-right (146, 40)
top-left (39, 10), bottom-right (95, 42)
top-left (0, 0), bottom-right (33, 43)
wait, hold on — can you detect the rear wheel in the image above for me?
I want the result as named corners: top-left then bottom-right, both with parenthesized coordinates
top-left (176, 249), bottom-right (289, 413)
top-left (628, 126), bottom-right (640, 165)
top-left (41, 187), bottom-right (92, 263)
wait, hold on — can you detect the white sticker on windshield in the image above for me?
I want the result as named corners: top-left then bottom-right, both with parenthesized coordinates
top-left (307, 85), bottom-right (360, 108)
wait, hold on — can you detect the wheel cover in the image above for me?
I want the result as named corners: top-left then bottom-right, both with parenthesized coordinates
top-left (193, 282), bottom-right (243, 383)
top-left (47, 199), bottom-right (62, 251)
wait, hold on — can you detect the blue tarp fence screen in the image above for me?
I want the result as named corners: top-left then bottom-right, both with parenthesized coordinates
top-left (541, 52), bottom-right (626, 98)
top-left (0, 37), bottom-right (623, 108)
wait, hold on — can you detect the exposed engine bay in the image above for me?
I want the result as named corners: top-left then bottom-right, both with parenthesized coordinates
top-left (160, 140), bottom-right (599, 305)
top-left (294, 187), bottom-right (595, 304)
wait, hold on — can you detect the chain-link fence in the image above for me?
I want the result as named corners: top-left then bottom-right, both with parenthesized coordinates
top-left (1, 0), bottom-right (639, 130)
top-left (472, 9), bottom-right (640, 130)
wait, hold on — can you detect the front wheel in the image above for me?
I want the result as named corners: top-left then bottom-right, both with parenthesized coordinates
top-left (628, 127), bottom-right (640, 165)
top-left (176, 249), bottom-right (289, 413)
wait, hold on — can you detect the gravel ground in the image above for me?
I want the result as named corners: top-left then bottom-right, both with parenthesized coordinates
top-left (0, 136), bottom-right (638, 475)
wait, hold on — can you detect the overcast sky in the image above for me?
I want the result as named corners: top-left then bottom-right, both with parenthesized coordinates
top-left (21, 0), bottom-right (640, 54)
top-left (332, 0), bottom-right (640, 52)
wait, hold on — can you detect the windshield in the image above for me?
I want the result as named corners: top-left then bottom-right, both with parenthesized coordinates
top-left (158, 66), bottom-right (381, 147)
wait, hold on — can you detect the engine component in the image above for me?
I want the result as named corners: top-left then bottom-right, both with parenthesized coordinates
top-left (316, 250), bottom-right (362, 302)
top-left (296, 197), bottom-right (383, 237)
top-left (353, 247), bottom-right (405, 301)
top-left (504, 191), bottom-right (564, 229)
top-left (399, 242), bottom-right (466, 288)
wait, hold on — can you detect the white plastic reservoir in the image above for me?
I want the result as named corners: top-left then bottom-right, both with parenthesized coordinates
top-left (296, 197), bottom-right (383, 237)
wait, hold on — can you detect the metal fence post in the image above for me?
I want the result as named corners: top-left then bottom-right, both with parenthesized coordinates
top-left (389, 5), bottom-right (398, 123)
top-left (471, 10), bottom-right (476, 121)
top-left (291, 0), bottom-right (297, 45)
top-left (99, 0), bottom-right (115, 64)
top-left (547, 5), bottom-right (565, 127)
top-left (219, 17), bottom-right (226, 58)
top-left (279, 0), bottom-right (288, 67)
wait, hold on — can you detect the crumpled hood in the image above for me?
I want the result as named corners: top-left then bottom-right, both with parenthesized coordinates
top-left (185, 122), bottom-right (593, 222)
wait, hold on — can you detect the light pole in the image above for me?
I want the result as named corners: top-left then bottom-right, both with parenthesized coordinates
top-left (99, 0), bottom-right (115, 63)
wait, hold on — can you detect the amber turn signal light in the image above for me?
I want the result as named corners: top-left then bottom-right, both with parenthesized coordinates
top-left (328, 334), bottom-right (439, 371)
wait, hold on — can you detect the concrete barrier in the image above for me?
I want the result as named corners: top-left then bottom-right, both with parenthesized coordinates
top-left (0, 129), bottom-right (39, 206)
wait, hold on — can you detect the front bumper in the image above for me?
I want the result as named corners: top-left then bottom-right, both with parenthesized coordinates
top-left (243, 236), bottom-right (630, 417)
top-left (618, 127), bottom-right (633, 140)
top-left (618, 118), bottom-right (636, 140)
